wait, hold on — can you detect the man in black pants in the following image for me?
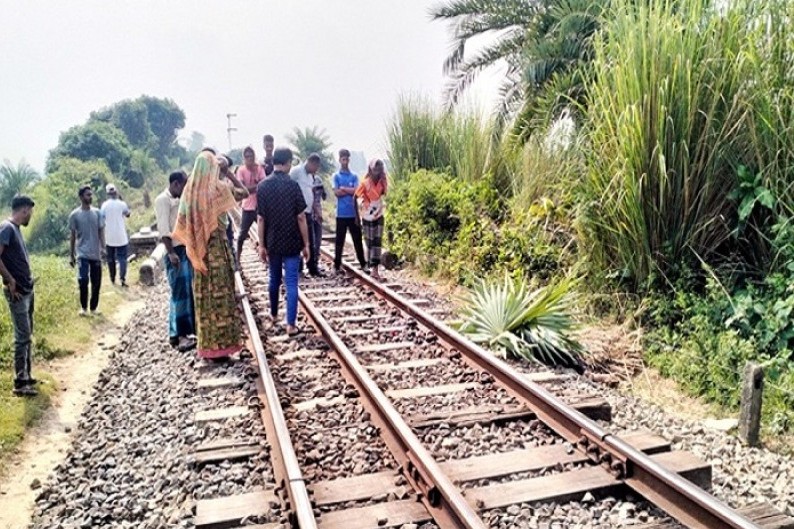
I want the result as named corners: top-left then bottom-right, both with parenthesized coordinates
top-left (69, 185), bottom-right (105, 316)
top-left (333, 149), bottom-right (367, 272)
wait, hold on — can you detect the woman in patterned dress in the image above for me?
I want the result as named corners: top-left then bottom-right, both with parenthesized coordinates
top-left (356, 159), bottom-right (388, 280)
top-left (173, 151), bottom-right (249, 359)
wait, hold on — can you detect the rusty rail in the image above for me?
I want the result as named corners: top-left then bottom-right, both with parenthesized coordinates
top-left (235, 271), bottom-right (317, 529)
top-left (323, 247), bottom-right (759, 529)
top-left (298, 290), bottom-right (488, 529)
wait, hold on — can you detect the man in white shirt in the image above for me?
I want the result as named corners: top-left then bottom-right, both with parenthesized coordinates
top-left (155, 171), bottom-right (196, 351)
top-left (290, 153), bottom-right (324, 276)
top-left (100, 183), bottom-right (131, 287)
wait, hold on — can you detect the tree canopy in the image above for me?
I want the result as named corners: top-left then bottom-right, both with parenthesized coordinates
top-left (0, 160), bottom-right (39, 208)
top-left (287, 126), bottom-right (335, 174)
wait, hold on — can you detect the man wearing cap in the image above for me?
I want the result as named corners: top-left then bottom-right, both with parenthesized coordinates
top-left (100, 183), bottom-right (131, 287)
top-left (0, 196), bottom-right (37, 396)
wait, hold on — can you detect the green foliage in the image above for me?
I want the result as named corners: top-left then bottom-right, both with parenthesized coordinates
top-left (459, 276), bottom-right (583, 367)
top-left (286, 126), bottom-right (335, 174)
top-left (0, 371), bottom-right (54, 464)
top-left (47, 120), bottom-right (133, 177)
top-left (0, 159), bottom-right (39, 207)
top-left (0, 255), bottom-right (93, 367)
top-left (388, 170), bottom-right (570, 284)
top-left (580, 0), bottom-right (749, 289)
top-left (386, 95), bottom-right (507, 185)
top-left (645, 271), bottom-right (794, 433)
top-left (27, 158), bottom-right (113, 254)
top-left (431, 0), bottom-right (603, 140)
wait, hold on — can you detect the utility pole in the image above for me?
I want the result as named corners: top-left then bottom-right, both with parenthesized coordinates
top-left (226, 113), bottom-right (237, 151)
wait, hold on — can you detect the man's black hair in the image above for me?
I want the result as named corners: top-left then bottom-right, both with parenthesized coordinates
top-left (11, 195), bottom-right (35, 211)
top-left (272, 147), bottom-right (293, 166)
top-left (200, 147), bottom-right (217, 155)
top-left (243, 146), bottom-right (255, 157)
top-left (222, 155), bottom-right (233, 167)
top-left (78, 185), bottom-right (92, 198)
top-left (307, 153), bottom-right (322, 164)
top-left (263, 134), bottom-right (274, 143)
top-left (339, 148), bottom-right (351, 158)
top-left (169, 170), bottom-right (187, 184)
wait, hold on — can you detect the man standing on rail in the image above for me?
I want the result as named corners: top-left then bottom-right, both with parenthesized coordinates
top-left (333, 149), bottom-right (367, 273)
top-left (262, 134), bottom-right (275, 176)
top-left (155, 170), bottom-right (196, 352)
top-left (290, 153), bottom-right (324, 277)
top-left (257, 147), bottom-right (310, 337)
top-left (236, 146), bottom-right (266, 261)
top-left (100, 183), bottom-right (131, 287)
top-left (69, 185), bottom-right (105, 316)
top-left (1, 196), bottom-right (38, 396)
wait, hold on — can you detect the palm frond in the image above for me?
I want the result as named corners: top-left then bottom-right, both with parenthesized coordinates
top-left (459, 275), bottom-right (585, 368)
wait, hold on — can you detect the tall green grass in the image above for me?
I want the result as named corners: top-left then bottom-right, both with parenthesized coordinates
top-left (386, 95), bottom-right (498, 184)
top-left (580, 0), bottom-right (750, 288)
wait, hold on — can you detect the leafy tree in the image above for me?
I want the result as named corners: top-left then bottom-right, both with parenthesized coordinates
top-left (286, 126), bottom-right (335, 174)
top-left (47, 121), bottom-right (133, 177)
top-left (28, 158), bottom-right (112, 254)
top-left (227, 148), bottom-right (244, 166)
top-left (0, 160), bottom-right (39, 208)
top-left (431, 0), bottom-right (603, 141)
top-left (91, 99), bottom-right (155, 150)
top-left (139, 96), bottom-right (186, 165)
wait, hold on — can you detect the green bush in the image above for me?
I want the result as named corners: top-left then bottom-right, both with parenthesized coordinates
top-left (388, 169), bottom-right (571, 284)
top-left (0, 255), bottom-right (90, 368)
top-left (644, 272), bottom-right (794, 434)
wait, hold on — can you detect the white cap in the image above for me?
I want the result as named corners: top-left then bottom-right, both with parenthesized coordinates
top-left (106, 183), bottom-right (117, 193)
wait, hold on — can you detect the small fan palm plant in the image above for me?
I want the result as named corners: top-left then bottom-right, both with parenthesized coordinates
top-left (458, 276), bottom-right (584, 369)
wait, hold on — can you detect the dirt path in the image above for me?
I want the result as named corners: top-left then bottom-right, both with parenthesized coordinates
top-left (0, 296), bottom-right (146, 529)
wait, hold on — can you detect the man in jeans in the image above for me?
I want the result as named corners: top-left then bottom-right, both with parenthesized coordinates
top-left (0, 196), bottom-right (37, 396)
top-left (333, 149), bottom-right (367, 273)
top-left (258, 147), bottom-right (309, 337)
top-left (69, 185), bottom-right (105, 316)
top-left (290, 153), bottom-right (324, 276)
top-left (100, 183), bottom-right (131, 286)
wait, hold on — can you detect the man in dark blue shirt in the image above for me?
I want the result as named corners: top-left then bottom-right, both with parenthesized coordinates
top-left (0, 195), bottom-right (37, 396)
top-left (257, 147), bottom-right (309, 336)
top-left (333, 148), bottom-right (367, 273)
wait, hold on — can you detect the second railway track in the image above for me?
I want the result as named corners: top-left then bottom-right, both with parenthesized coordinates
top-left (229, 233), bottom-right (794, 529)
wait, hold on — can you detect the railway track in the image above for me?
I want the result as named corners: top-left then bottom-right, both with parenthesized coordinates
top-left (203, 232), bottom-right (794, 529)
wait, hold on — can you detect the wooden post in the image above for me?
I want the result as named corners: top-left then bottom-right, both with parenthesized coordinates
top-left (739, 362), bottom-right (763, 447)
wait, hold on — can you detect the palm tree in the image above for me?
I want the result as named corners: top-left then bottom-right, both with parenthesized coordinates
top-left (0, 159), bottom-right (39, 207)
top-left (431, 0), bottom-right (603, 141)
top-left (286, 126), bottom-right (335, 174)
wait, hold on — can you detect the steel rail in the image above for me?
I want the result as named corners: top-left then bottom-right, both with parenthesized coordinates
top-left (324, 247), bottom-right (759, 529)
top-left (298, 289), bottom-right (488, 529)
top-left (235, 270), bottom-right (318, 529)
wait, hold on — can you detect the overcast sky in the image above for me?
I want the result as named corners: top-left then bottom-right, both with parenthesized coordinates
top-left (0, 0), bottom-right (500, 173)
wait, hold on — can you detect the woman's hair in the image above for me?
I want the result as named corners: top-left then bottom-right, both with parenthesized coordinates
top-left (243, 146), bottom-right (255, 157)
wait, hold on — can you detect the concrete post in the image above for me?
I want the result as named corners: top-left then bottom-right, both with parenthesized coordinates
top-left (739, 362), bottom-right (763, 447)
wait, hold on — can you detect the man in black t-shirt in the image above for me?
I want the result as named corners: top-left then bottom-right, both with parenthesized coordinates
top-left (257, 147), bottom-right (309, 336)
top-left (0, 195), bottom-right (37, 396)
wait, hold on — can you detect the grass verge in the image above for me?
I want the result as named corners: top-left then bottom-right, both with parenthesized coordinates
top-left (0, 254), bottom-right (141, 466)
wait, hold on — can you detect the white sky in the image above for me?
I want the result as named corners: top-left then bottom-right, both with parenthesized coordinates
top-left (0, 0), bottom-right (501, 173)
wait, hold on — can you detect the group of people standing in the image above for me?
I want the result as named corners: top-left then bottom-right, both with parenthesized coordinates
top-left (0, 134), bottom-right (389, 396)
top-left (0, 183), bottom-right (132, 396)
top-left (158, 134), bottom-right (389, 361)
